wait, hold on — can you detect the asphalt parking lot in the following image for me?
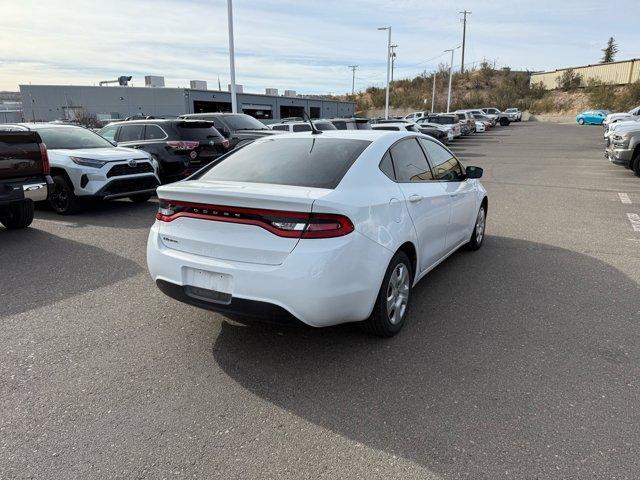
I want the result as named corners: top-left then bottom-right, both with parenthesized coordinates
top-left (2, 122), bottom-right (640, 479)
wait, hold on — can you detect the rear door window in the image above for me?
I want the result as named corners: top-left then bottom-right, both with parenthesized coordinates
top-left (198, 137), bottom-right (371, 189)
top-left (118, 124), bottom-right (145, 142)
top-left (332, 121), bottom-right (347, 130)
top-left (292, 124), bottom-right (312, 132)
top-left (389, 138), bottom-right (433, 182)
top-left (271, 125), bottom-right (289, 131)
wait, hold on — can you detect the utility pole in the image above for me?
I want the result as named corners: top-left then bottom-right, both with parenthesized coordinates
top-left (348, 65), bottom-right (358, 96)
top-left (390, 45), bottom-right (398, 82)
top-left (431, 71), bottom-right (436, 113)
top-left (459, 10), bottom-right (471, 74)
top-left (227, 0), bottom-right (237, 113)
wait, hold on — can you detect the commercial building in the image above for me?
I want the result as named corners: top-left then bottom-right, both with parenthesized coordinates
top-left (19, 83), bottom-right (355, 123)
top-left (530, 58), bottom-right (640, 89)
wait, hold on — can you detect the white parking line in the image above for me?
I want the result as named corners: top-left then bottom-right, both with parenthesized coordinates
top-left (626, 213), bottom-right (640, 232)
top-left (618, 193), bottom-right (632, 204)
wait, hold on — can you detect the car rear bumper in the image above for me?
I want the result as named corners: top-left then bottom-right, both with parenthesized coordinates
top-left (147, 223), bottom-right (392, 327)
top-left (0, 175), bottom-right (51, 206)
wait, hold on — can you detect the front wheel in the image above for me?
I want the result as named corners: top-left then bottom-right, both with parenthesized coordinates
top-left (49, 175), bottom-right (81, 215)
top-left (578, 118), bottom-right (585, 125)
top-left (361, 251), bottom-right (412, 337)
top-left (0, 201), bottom-right (34, 229)
top-left (632, 152), bottom-right (640, 177)
top-left (467, 204), bottom-right (487, 251)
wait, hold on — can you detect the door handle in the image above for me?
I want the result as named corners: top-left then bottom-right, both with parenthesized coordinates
top-left (408, 194), bottom-right (423, 203)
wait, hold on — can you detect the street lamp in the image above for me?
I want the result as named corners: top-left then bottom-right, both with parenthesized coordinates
top-left (444, 45), bottom-right (461, 113)
top-left (378, 26), bottom-right (392, 119)
top-left (227, 0), bottom-right (237, 113)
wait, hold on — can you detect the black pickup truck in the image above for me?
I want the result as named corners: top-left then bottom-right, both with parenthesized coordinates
top-left (0, 127), bottom-right (52, 229)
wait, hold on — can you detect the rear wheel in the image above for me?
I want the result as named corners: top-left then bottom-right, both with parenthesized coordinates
top-left (499, 117), bottom-right (510, 126)
top-left (49, 175), bottom-right (81, 215)
top-left (0, 201), bottom-right (34, 229)
top-left (467, 204), bottom-right (487, 251)
top-left (129, 193), bottom-right (153, 203)
top-left (362, 251), bottom-right (412, 337)
top-left (632, 152), bottom-right (640, 177)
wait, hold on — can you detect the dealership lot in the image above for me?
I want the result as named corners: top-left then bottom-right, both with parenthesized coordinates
top-left (2, 123), bottom-right (640, 478)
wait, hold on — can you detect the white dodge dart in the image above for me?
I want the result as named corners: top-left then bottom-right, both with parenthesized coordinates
top-left (147, 129), bottom-right (487, 336)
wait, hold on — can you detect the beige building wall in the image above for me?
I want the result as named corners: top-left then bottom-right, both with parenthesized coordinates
top-left (530, 59), bottom-right (640, 89)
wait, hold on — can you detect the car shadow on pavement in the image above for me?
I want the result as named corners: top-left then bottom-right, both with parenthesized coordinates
top-left (35, 199), bottom-right (158, 230)
top-left (0, 228), bottom-right (142, 317)
top-left (210, 235), bottom-right (640, 478)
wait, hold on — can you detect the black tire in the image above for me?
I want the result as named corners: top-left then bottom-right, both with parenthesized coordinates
top-left (49, 175), bottom-right (81, 215)
top-left (0, 200), bottom-right (34, 229)
top-left (467, 204), bottom-right (487, 251)
top-left (499, 117), bottom-right (510, 126)
top-left (361, 251), bottom-right (412, 337)
top-left (578, 118), bottom-right (585, 125)
top-left (129, 193), bottom-right (153, 203)
top-left (632, 152), bottom-right (640, 177)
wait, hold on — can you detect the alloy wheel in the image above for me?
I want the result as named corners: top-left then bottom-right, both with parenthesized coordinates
top-left (476, 207), bottom-right (486, 244)
top-left (50, 182), bottom-right (70, 213)
top-left (386, 263), bottom-right (410, 325)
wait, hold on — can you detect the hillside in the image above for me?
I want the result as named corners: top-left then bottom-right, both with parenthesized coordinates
top-left (341, 62), bottom-right (640, 117)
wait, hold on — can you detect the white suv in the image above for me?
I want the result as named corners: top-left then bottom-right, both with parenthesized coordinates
top-left (268, 120), bottom-right (337, 132)
top-left (25, 124), bottom-right (160, 214)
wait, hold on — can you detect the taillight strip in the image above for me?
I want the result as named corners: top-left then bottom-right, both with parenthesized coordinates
top-left (156, 199), bottom-right (353, 239)
top-left (39, 142), bottom-right (50, 176)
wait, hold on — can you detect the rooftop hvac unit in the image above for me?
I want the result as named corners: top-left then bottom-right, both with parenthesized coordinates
top-left (265, 88), bottom-right (278, 96)
top-left (284, 90), bottom-right (297, 97)
top-left (190, 80), bottom-right (207, 90)
top-left (228, 84), bottom-right (243, 93)
top-left (145, 75), bottom-right (165, 87)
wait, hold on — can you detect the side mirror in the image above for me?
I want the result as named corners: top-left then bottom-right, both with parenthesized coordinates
top-left (466, 165), bottom-right (483, 179)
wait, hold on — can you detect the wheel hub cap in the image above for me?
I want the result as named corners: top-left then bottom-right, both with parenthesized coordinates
top-left (476, 208), bottom-right (486, 244)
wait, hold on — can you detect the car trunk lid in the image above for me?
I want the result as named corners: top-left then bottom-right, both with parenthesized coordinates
top-left (156, 180), bottom-right (332, 265)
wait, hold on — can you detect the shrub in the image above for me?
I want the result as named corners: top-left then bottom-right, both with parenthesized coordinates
top-left (556, 69), bottom-right (583, 91)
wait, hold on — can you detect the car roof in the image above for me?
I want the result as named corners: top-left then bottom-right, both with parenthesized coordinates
top-left (14, 122), bottom-right (89, 130)
top-left (256, 129), bottom-right (411, 143)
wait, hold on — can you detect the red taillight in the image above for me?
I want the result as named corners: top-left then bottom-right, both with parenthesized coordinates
top-left (222, 139), bottom-right (230, 148)
top-left (156, 200), bottom-right (354, 239)
top-left (166, 140), bottom-right (199, 150)
top-left (39, 142), bottom-right (50, 176)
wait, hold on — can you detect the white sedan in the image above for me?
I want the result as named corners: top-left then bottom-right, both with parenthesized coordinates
top-left (147, 130), bottom-right (487, 337)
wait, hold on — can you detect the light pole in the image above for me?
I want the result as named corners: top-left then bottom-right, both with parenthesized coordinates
top-left (348, 65), bottom-right (358, 96)
top-left (227, 0), bottom-right (237, 113)
top-left (378, 26), bottom-right (391, 119)
top-left (444, 45), bottom-right (461, 113)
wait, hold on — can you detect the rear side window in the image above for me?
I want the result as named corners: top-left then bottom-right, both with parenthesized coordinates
top-left (373, 126), bottom-right (400, 131)
top-left (379, 152), bottom-right (395, 180)
top-left (271, 125), bottom-right (289, 131)
top-left (332, 121), bottom-right (347, 130)
top-left (315, 122), bottom-right (337, 131)
top-left (176, 122), bottom-right (223, 141)
top-left (199, 138), bottom-right (370, 189)
top-left (145, 124), bottom-right (166, 140)
top-left (389, 138), bottom-right (433, 182)
top-left (419, 138), bottom-right (464, 181)
top-left (355, 121), bottom-right (372, 130)
top-left (292, 124), bottom-right (311, 132)
top-left (118, 124), bottom-right (145, 142)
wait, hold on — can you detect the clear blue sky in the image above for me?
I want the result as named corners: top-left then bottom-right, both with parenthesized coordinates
top-left (1, 0), bottom-right (638, 94)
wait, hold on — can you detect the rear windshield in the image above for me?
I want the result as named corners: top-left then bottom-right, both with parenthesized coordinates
top-left (426, 116), bottom-right (456, 125)
top-left (176, 122), bottom-right (223, 141)
top-left (198, 137), bottom-right (371, 189)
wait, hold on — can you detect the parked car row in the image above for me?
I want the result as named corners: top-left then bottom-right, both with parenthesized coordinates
top-left (604, 111), bottom-right (640, 176)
